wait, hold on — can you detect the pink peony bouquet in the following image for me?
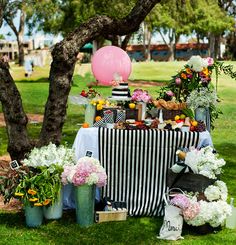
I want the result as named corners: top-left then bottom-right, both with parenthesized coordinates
top-left (131, 89), bottom-right (152, 103)
top-left (170, 194), bottom-right (190, 210)
top-left (169, 193), bottom-right (200, 221)
top-left (61, 157), bottom-right (107, 187)
top-left (183, 201), bottom-right (201, 221)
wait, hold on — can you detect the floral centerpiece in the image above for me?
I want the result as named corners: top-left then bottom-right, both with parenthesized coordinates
top-left (131, 89), bottom-right (152, 103)
top-left (186, 87), bottom-right (217, 110)
top-left (167, 145), bottom-right (231, 233)
top-left (159, 56), bottom-right (215, 102)
top-left (61, 156), bottom-right (107, 226)
top-left (0, 143), bottom-right (76, 207)
top-left (184, 146), bottom-right (226, 179)
top-left (61, 156), bottom-right (107, 187)
top-left (171, 192), bottom-right (231, 228)
top-left (23, 142), bottom-right (76, 168)
top-left (14, 165), bottom-right (63, 207)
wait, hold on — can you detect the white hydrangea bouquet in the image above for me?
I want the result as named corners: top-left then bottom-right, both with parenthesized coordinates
top-left (186, 87), bottom-right (217, 110)
top-left (23, 142), bottom-right (77, 169)
top-left (184, 146), bottom-right (225, 179)
top-left (171, 180), bottom-right (231, 228)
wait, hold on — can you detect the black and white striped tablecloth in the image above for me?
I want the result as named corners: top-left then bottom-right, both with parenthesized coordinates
top-left (98, 128), bottom-right (199, 216)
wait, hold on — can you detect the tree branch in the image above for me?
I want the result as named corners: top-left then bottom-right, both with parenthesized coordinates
top-left (39, 0), bottom-right (161, 145)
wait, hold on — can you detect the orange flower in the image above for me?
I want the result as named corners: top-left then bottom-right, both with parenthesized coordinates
top-left (28, 189), bottom-right (37, 195)
top-left (186, 68), bottom-right (192, 74)
top-left (34, 203), bottom-right (43, 207)
top-left (29, 198), bottom-right (38, 202)
top-left (43, 199), bottom-right (51, 206)
top-left (202, 68), bottom-right (210, 76)
top-left (181, 73), bottom-right (187, 79)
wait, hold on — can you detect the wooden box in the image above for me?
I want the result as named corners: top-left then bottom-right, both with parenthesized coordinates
top-left (95, 210), bottom-right (127, 223)
top-left (125, 108), bottom-right (138, 120)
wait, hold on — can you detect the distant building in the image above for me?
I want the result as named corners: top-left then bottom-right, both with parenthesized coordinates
top-left (0, 40), bottom-right (18, 60)
top-left (126, 43), bottom-right (209, 61)
top-left (0, 39), bottom-right (33, 60)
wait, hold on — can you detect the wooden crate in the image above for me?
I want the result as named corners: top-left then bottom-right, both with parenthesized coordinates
top-left (95, 210), bottom-right (127, 223)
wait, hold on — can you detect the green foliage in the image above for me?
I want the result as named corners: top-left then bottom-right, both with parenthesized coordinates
top-left (16, 165), bottom-right (63, 206)
top-left (0, 61), bottom-right (236, 243)
top-left (0, 166), bottom-right (28, 204)
top-left (27, 0), bottom-right (135, 36)
top-left (190, 0), bottom-right (234, 36)
top-left (0, 165), bottom-right (63, 206)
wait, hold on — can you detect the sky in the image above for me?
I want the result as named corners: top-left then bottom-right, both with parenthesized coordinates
top-left (0, 12), bottom-right (189, 44)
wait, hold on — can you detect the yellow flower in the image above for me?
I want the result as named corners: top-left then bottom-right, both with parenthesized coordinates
top-left (34, 203), bottom-right (43, 207)
top-left (15, 192), bottom-right (24, 197)
top-left (186, 68), bottom-right (192, 74)
top-left (202, 68), bottom-right (210, 76)
top-left (181, 73), bottom-right (187, 79)
top-left (43, 199), bottom-right (51, 206)
top-left (29, 198), bottom-right (38, 202)
top-left (98, 99), bottom-right (105, 105)
top-left (96, 104), bottom-right (103, 111)
top-left (28, 189), bottom-right (37, 195)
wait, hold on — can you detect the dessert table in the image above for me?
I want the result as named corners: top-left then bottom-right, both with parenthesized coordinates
top-left (72, 128), bottom-right (213, 216)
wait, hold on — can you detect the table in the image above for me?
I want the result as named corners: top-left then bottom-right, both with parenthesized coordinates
top-left (72, 128), bottom-right (213, 216)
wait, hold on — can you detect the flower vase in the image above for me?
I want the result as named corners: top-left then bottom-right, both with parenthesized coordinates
top-left (195, 107), bottom-right (206, 122)
top-left (43, 189), bottom-right (63, 220)
top-left (139, 102), bottom-right (147, 120)
top-left (24, 205), bottom-right (43, 227)
top-left (74, 184), bottom-right (95, 227)
top-left (85, 104), bottom-right (95, 127)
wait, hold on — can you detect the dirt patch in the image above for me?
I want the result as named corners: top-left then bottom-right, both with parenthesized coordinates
top-left (0, 113), bottom-right (43, 127)
top-left (128, 80), bottom-right (166, 87)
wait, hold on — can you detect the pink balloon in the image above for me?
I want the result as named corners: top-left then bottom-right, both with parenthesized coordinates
top-left (91, 46), bottom-right (132, 85)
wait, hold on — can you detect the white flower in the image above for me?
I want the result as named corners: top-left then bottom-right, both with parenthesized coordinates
top-left (204, 180), bottom-right (228, 202)
top-left (23, 142), bottom-right (77, 169)
top-left (204, 185), bottom-right (221, 201)
top-left (185, 146), bottom-right (225, 179)
top-left (187, 55), bottom-right (208, 72)
top-left (185, 200), bottom-right (232, 227)
top-left (186, 87), bottom-right (217, 110)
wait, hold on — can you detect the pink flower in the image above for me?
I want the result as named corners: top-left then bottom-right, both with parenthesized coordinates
top-left (131, 89), bottom-right (151, 103)
top-left (61, 157), bottom-right (107, 187)
top-left (175, 77), bottom-right (181, 85)
top-left (183, 202), bottom-right (200, 220)
top-left (166, 90), bottom-right (174, 97)
top-left (170, 194), bottom-right (190, 210)
top-left (205, 57), bottom-right (214, 66)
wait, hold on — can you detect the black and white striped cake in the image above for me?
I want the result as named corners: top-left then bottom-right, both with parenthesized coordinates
top-left (112, 82), bottom-right (129, 99)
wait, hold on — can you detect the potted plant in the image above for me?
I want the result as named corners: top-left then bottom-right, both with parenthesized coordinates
top-left (61, 156), bottom-right (107, 227)
top-left (22, 142), bottom-right (77, 220)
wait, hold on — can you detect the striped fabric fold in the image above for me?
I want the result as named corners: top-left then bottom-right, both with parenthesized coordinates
top-left (98, 128), bottom-right (199, 216)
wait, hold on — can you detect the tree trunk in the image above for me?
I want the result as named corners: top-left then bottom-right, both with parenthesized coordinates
top-left (18, 10), bottom-right (25, 66)
top-left (174, 34), bottom-right (180, 61)
top-left (168, 29), bottom-right (175, 61)
top-left (121, 33), bottom-right (132, 50)
top-left (214, 34), bottom-right (221, 59)
top-left (17, 38), bottom-right (25, 66)
top-left (0, 61), bottom-right (32, 161)
top-left (0, 0), bottom-right (7, 27)
top-left (0, 0), bottom-right (161, 159)
top-left (3, 9), bottom-right (25, 65)
top-left (209, 33), bottom-right (215, 58)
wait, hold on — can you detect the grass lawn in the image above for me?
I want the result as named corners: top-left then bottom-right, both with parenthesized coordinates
top-left (0, 61), bottom-right (236, 244)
